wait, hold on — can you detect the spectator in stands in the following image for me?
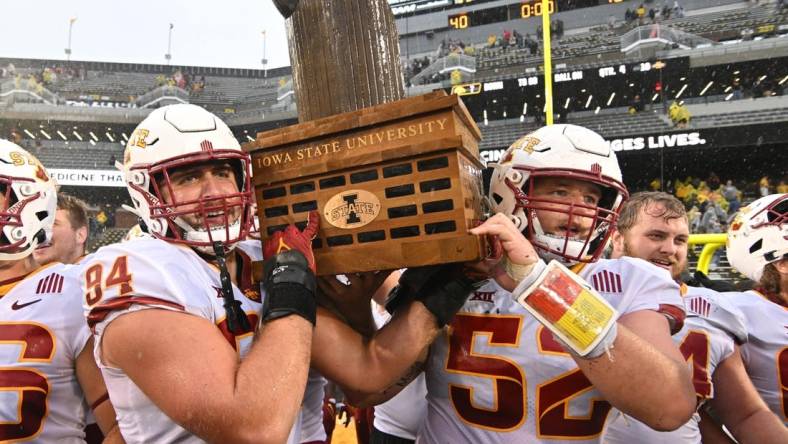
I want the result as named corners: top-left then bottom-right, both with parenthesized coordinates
top-left (625, 8), bottom-right (634, 24)
top-left (512, 29), bottom-right (523, 48)
top-left (487, 34), bottom-right (497, 48)
top-left (33, 194), bottom-right (89, 265)
top-left (524, 34), bottom-right (538, 54)
top-left (722, 180), bottom-right (741, 214)
top-left (637, 4), bottom-right (647, 24)
top-left (661, 3), bottom-right (671, 20)
top-left (707, 172), bottom-right (721, 191)
top-left (648, 8), bottom-right (656, 22)
top-left (699, 200), bottom-right (726, 233)
top-left (450, 69), bottom-right (462, 85)
top-left (669, 101), bottom-right (691, 128)
top-left (629, 94), bottom-right (644, 114)
top-left (759, 176), bottom-right (771, 196)
top-left (778, 179), bottom-right (788, 194)
top-left (672, 1), bottom-right (685, 18)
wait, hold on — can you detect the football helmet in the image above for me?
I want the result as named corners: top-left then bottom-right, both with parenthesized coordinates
top-left (120, 104), bottom-right (253, 254)
top-left (0, 139), bottom-right (57, 260)
top-left (488, 124), bottom-right (628, 264)
top-left (727, 193), bottom-right (787, 281)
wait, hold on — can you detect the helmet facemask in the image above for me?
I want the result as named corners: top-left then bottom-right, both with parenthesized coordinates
top-left (129, 150), bottom-right (254, 256)
top-left (0, 175), bottom-right (54, 260)
top-left (499, 167), bottom-right (627, 264)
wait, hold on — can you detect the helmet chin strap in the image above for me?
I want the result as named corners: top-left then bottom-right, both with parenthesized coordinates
top-left (212, 241), bottom-right (251, 335)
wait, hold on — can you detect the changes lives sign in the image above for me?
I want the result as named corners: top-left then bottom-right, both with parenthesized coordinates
top-left (48, 169), bottom-right (125, 187)
top-left (480, 131), bottom-right (708, 163)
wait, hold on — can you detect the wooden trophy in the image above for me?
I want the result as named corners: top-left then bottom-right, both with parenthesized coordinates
top-left (246, 0), bottom-right (487, 275)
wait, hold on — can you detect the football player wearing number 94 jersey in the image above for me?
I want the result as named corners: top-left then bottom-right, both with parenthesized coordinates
top-left (0, 139), bottom-right (120, 443)
top-left (380, 125), bottom-right (697, 443)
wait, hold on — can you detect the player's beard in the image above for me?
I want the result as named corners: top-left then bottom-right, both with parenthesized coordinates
top-left (622, 241), bottom-right (686, 280)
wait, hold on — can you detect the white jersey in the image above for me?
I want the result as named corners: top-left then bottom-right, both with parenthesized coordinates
top-left (0, 263), bottom-right (91, 443)
top-left (371, 301), bottom-right (428, 440)
top-left (602, 285), bottom-right (746, 444)
top-left (418, 257), bottom-right (685, 444)
top-left (728, 289), bottom-right (788, 424)
top-left (83, 238), bottom-right (302, 444)
top-left (299, 369), bottom-right (327, 443)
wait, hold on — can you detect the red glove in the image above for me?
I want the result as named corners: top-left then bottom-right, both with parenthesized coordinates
top-left (263, 211), bottom-right (320, 273)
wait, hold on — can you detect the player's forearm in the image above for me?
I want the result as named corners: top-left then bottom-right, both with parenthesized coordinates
top-left (100, 425), bottom-right (125, 444)
top-left (354, 302), bottom-right (439, 392)
top-left (727, 409), bottom-right (788, 444)
top-left (227, 316), bottom-right (313, 444)
top-left (573, 325), bottom-right (695, 431)
top-left (315, 302), bottom-right (438, 394)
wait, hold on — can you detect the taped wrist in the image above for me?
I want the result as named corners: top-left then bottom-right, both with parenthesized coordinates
top-left (261, 250), bottom-right (317, 325)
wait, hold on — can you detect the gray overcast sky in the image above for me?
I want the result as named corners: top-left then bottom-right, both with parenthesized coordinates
top-left (0, 0), bottom-right (291, 69)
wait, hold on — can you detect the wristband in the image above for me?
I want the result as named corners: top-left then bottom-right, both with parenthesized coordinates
top-left (513, 260), bottom-right (619, 357)
top-left (261, 250), bottom-right (317, 325)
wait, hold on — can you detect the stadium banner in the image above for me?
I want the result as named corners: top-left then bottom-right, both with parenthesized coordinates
top-left (48, 169), bottom-right (125, 187)
top-left (479, 122), bottom-right (788, 163)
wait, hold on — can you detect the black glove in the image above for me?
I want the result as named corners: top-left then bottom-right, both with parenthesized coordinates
top-left (386, 264), bottom-right (486, 327)
top-left (261, 250), bottom-right (317, 325)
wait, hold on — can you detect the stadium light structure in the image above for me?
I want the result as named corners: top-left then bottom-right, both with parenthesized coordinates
top-left (165, 23), bottom-right (174, 65)
top-left (65, 17), bottom-right (76, 61)
top-left (40, 130), bottom-right (51, 140)
top-left (57, 131), bottom-right (67, 141)
top-left (261, 30), bottom-right (268, 76)
top-left (23, 129), bottom-right (36, 140)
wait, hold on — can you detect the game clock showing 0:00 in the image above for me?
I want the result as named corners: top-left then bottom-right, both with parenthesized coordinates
top-left (448, 0), bottom-right (556, 29)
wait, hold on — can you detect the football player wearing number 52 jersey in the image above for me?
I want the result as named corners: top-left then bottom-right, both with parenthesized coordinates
top-left (603, 191), bottom-right (787, 443)
top-left (0, 139), bottom-right (120, 443)
top-left (408, 125), bottom-right (697, 443)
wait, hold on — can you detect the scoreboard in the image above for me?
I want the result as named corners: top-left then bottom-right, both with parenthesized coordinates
top-left (448, 0), bottom-right (556, 29)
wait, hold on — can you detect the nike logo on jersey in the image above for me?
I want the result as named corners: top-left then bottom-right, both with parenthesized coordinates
top-left (469, 291), bottom-right (496, 303)
top-left (591, 270), bottom-right (622, 293)
top-left (11, 299), bottom-right (41, 310)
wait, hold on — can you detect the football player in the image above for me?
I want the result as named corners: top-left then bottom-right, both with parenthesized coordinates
top-left (81, 104), bottom-right (316, 443)
top-left (381, 124), bottom-right (696, 443)
top-left (603, 191), bottom-right (787, 443)
top-left (726, 193), bottom-right (788, 425)
top-left (85, 104), bottom-right (521, 443)
top-left (33, 194), bottom-right (89, 265)
top-left (0, 140), bottom-right (120, 442)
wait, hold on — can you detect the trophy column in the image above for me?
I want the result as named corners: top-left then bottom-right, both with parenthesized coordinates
top-left (284, 0), bottom-right (405, 121)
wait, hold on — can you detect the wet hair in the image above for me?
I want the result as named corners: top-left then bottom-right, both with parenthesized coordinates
top-left (617, 191), bottom-right (687, 233)
top-left (759, 262), bottom-right (782, 295)
top-left (58, 194), bottom-right (89, 232)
